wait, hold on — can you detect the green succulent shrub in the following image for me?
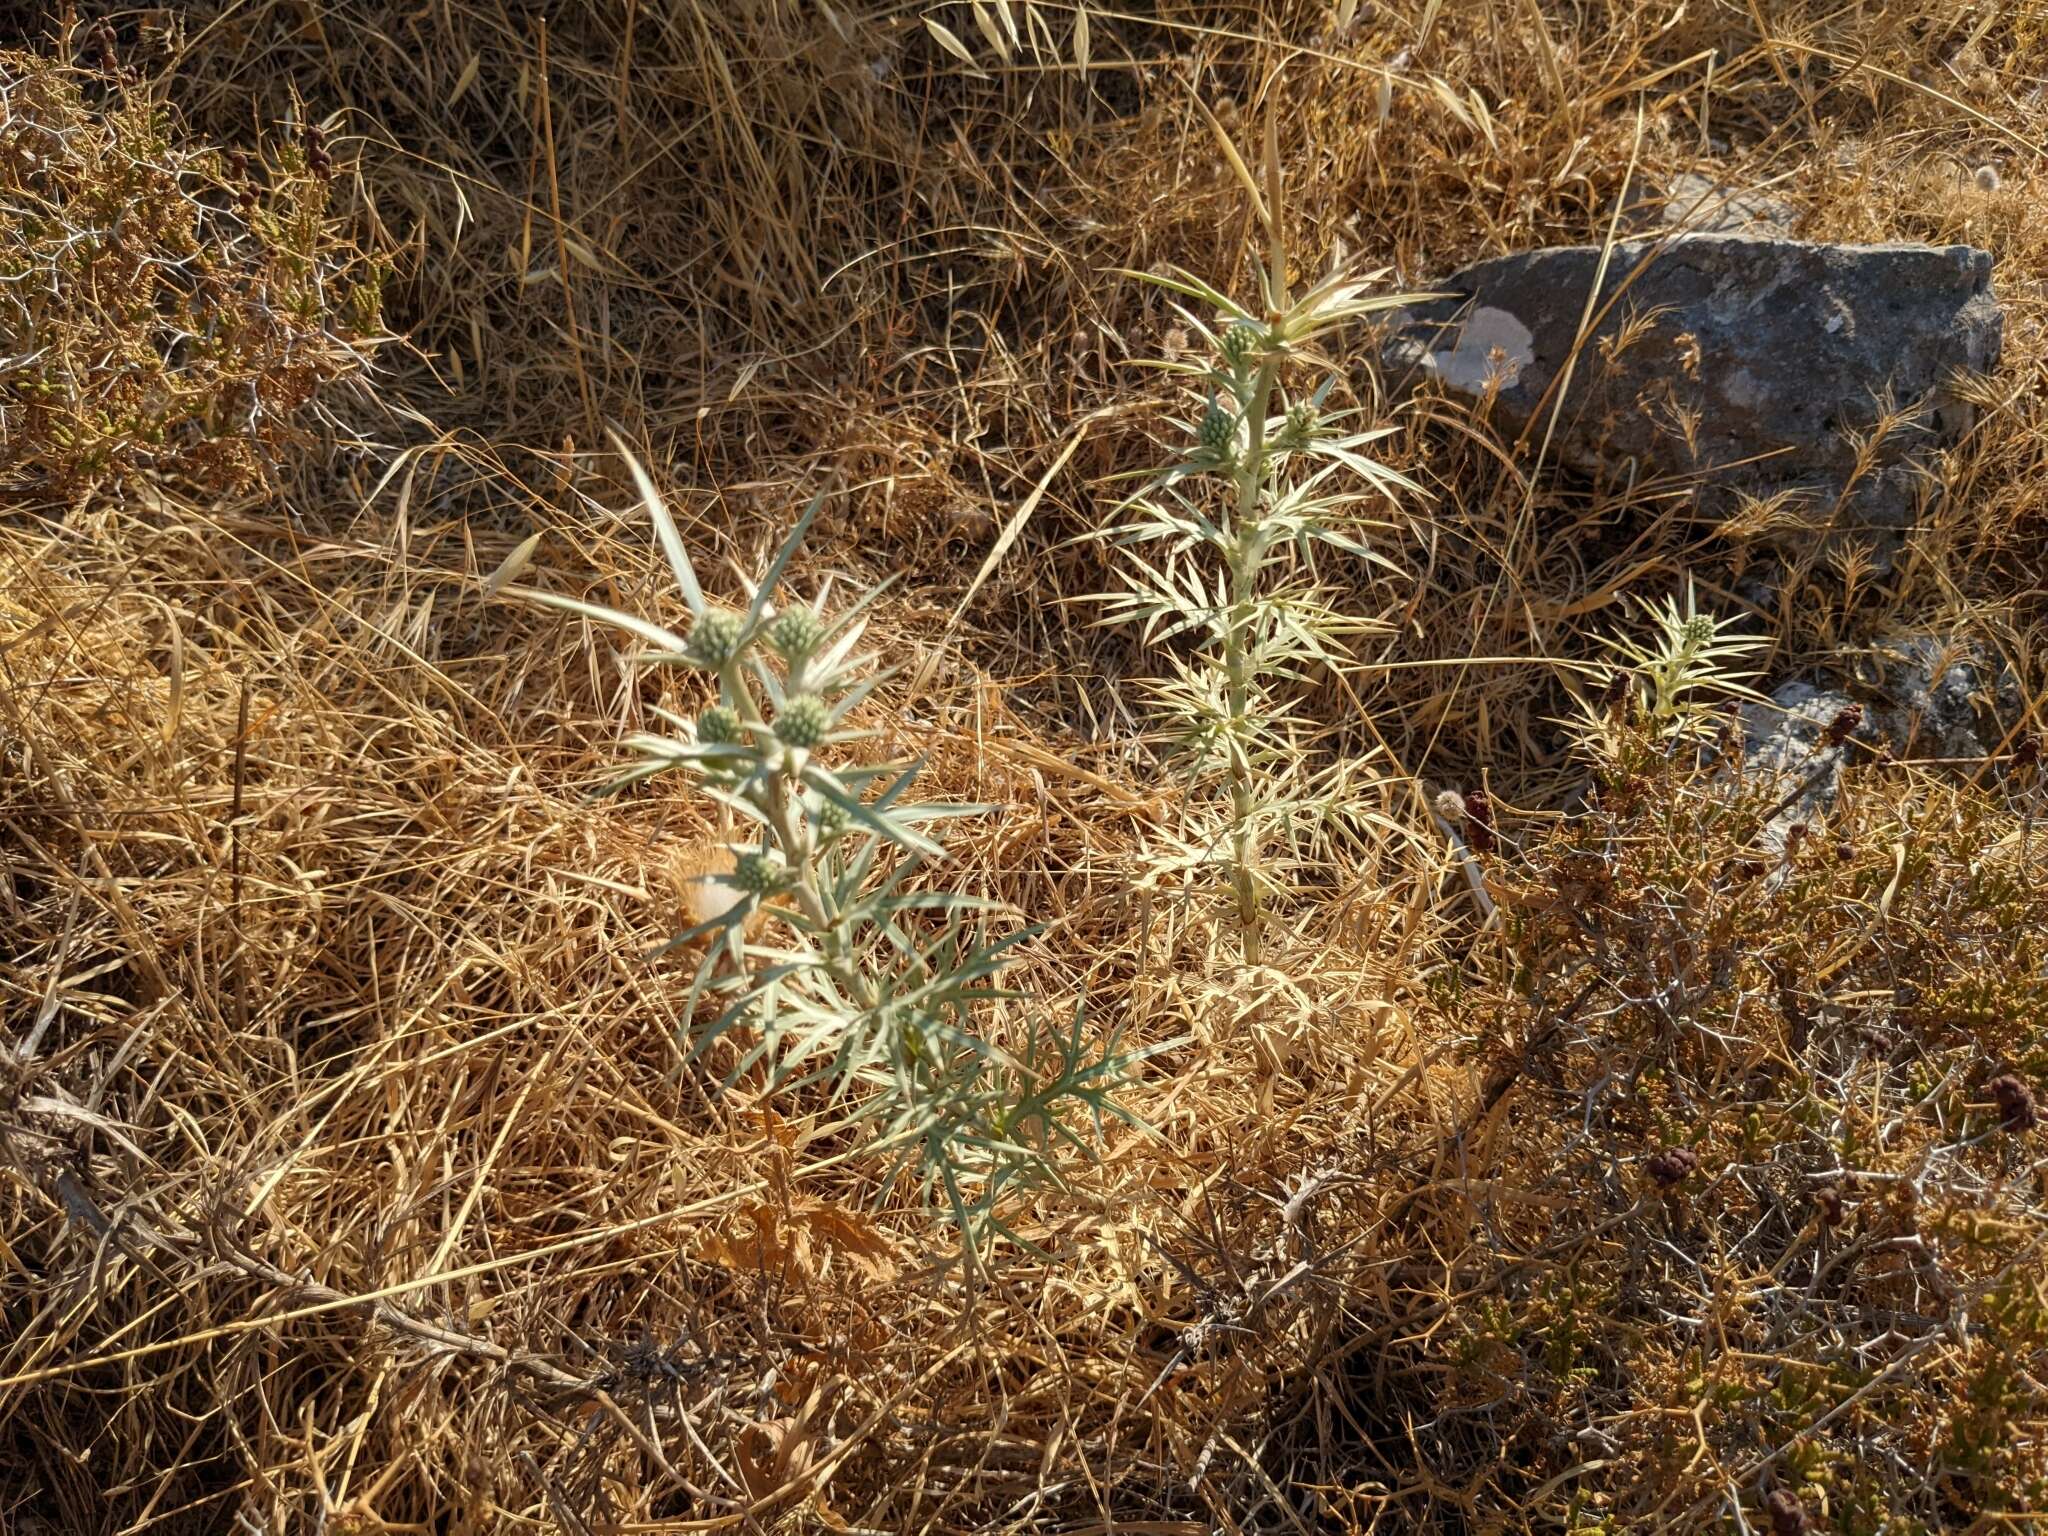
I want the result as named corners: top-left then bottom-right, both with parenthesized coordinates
top-left (0, 51), bottom-right (381, 499)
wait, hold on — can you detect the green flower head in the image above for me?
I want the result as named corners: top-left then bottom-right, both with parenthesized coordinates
top-left (1218, 322), bottom-right (1263, 370)
top-left (767, 606), bottom-right (825, 662)
top-left (1197, 402), bottom-right (1237, 459)
top-left (774, 693), bottom-right (831, 749)
top-left (731, 849), bottom-right (787, 895)
top-left (810, 794), bottom-right (851, 840)
top-left (683, 609), bottom-right (746, 669)
top-left (695, 704), bottom-right (743, 745)
top-left (1281, 400), bottom-right (1317, 446)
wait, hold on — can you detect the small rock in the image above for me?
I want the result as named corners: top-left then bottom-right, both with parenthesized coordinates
top-left (1384, 236), bottom-right (2003, 565)
top-left (1659, 171), bottom-right (1797, 235)
top-left (1739, 681), bottom-right (1878, 848)
top-left (1741, 634), bottom-right (2019, 834)
top-left (1859, 632), bottom-right (2020, 763)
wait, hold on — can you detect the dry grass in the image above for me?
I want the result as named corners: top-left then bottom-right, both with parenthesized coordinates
top-left (2, 2), bottom-right (2046, 1531)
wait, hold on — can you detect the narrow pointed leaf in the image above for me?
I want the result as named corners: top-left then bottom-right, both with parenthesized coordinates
top-left (506, 586), bottom-right (691, 653)
top-left (607, 427), bottom-right (705, 616)
top-left (745, 492), bottom-right (827, 628)
top-left (483, 531), bottom-right (544, 597)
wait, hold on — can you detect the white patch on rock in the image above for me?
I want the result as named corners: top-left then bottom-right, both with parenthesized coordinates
top-left (1429, 305), bottom-right (1534, 392)
top-left (1722, 367), bottom-right (1763, 409)
top-left (1740, 681), bottom-right (1865, 852)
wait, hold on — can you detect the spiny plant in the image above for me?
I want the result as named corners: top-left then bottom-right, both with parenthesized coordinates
top-left (0, 51), bottom-right (382, 499)
top-left (503, 436), bottom-right (1156, 1253)
top-left (1093, 117), bottom-right (1426, 963)
top-left (1470, 728), bottom-right (2048, 1531)
top-left (1565, 578), bottom-right (1768, 760)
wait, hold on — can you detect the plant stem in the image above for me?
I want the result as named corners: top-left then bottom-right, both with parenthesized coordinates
top-left (724, 660), bottom-right (877, 1012)
top-left (1222, 354), bottom-right (1280, 964)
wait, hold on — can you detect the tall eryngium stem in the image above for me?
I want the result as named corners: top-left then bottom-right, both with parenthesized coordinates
top-left (509, 440), bottom-right (1158, 1251)
top-left (1223, 351), bottom-right (1280, 964)
top-left (1098, 282), bottom-right (1421, 965)
top-left (1095, 130), bottom-right (1429, 970)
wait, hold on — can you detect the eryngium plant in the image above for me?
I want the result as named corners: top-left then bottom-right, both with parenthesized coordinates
top-left (506, 435), bottom-right (1155, 1249)
top-left (1096, 204), bottom-right (1426, 963)
top-left (1567, 579), bottom-right (1767, 759)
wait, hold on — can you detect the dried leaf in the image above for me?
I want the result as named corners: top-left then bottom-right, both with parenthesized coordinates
top-left (800, 1201), bottom-right (902, 1283)
top-left (1194, 98), bottom-right (1268, 234)
top-left (1022, 0), bottom-right (1056, 63)
top-left (969, 2), bottom-right (1010, 62)
top-left (923, 17), bottom-right (977, 70)
top-left (694, 1198), bottom-right (902, 1284)
top-left (483, 531), bottom-right (544, 596)
top-left (161, 602), bottom-right (184, 745)
top-left (447, 53), bottom-right (481, 108)
top-left (735, 1416), bottom-right (813, 1502)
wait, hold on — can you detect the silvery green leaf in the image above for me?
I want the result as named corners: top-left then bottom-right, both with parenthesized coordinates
top-left (620, 730), bottom-right (691, 761)
top-left (1301, 525), bottom-right (1406, 574)
top-left (866, 891), bottom-right (1005, 921)
top-left (823, 671), bottom-right (889, 721)
top-left (692, 777), bottom-right (775, 825)
top-left (1316, 442), bottom-right (1427, 501)
top-left (1124, 356), bottom-right (1224, 382)
top-left (507, 586), bottom-right (692, 654)
top-left (607, 427), bottom-right (706, 617)
top-left (1162, 299), bottom-right (1222, 351)
top-left (595, 760), bottom-right (681, 796)
top-left (649, 897), bottom-right (761, 964)
top-left (1112, 265), bottom-right (1255, 324)
top-left (743, 490), bottom-right (826, 629)
top-left (804, 771), bottom-right (946, 859)
top-left (748, 653), bottom-right (789, 709)
top-left (817, 573), bottom-right (899, 643)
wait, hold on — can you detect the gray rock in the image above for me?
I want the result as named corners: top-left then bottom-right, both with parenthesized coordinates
top-left (1858, 632), bottom-right (2022, 763)
top-left (1740, 637), bottom-right (2020, 843)
top-left (1740, 681), bottom-right (1875, 848)
top-left (1626, 171), bottom-right (1798, 236)
top-left (1385, 236), bottom-right (2002, 560)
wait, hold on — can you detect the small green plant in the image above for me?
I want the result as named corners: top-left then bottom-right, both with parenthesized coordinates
top-left (1094, 144), bottom-right (1426, 963)
top-left (1566, 579), bottom-right (1767, 758)
top-left (507, 435), bottom-right (1157, 1251)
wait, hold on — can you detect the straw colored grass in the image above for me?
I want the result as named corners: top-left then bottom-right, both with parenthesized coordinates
top-left (3, 3), bottom-right (2045, 1531)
